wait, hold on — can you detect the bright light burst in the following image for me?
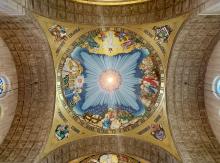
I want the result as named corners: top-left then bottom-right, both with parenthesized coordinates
top-left (99, 69), bottom-right (122, 92)
top-left (71, 47), bottom-right (150, 116)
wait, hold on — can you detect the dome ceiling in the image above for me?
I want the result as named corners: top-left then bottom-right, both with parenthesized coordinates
top-left (73, 0), bottom-right (149, 5)
top-left (34, 12), bottom-right (188, 161)
top-left (1, 1), bottom-right (220, 163)
top-left (60, 27), bottom-right (163, 133)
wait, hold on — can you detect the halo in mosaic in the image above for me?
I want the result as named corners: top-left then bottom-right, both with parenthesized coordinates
top-left (58, 27), bottom-right (164, 133)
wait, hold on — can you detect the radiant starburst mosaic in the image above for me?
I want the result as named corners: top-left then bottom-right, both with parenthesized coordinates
top-left (59, 28), bottom-right (164, 133)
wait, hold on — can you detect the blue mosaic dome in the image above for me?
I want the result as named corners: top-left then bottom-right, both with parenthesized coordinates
top-left (58, 27), bottom-right (165, 133)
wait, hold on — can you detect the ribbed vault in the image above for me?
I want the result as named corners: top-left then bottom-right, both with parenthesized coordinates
top-left (167, 15), bottom-right (220, 163)
top-left (0, 14), bottom-right (55, 162)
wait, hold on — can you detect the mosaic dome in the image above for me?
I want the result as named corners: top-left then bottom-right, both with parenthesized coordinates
top-left (59, 27), bottom-right (164, 133)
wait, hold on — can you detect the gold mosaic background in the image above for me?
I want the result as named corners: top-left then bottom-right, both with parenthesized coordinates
top-left (35, 14), bottom-right (188, 160)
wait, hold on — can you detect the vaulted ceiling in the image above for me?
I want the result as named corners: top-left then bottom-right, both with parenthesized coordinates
top-left (0, 0), bottom-right (220, 163)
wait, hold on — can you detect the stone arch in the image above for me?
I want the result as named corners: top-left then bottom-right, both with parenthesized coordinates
top-left (0, 13), bottom-right (56, 162)
top-left (167, 15), bottom-right (220, 163)
top-left (40, 136), bottom-right (179, 163)
top-left (15, 0), bottom-right (207, 25)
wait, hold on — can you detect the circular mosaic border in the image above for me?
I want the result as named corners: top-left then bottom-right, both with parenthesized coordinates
top-left (57, 27), bottom-right (165, 134)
